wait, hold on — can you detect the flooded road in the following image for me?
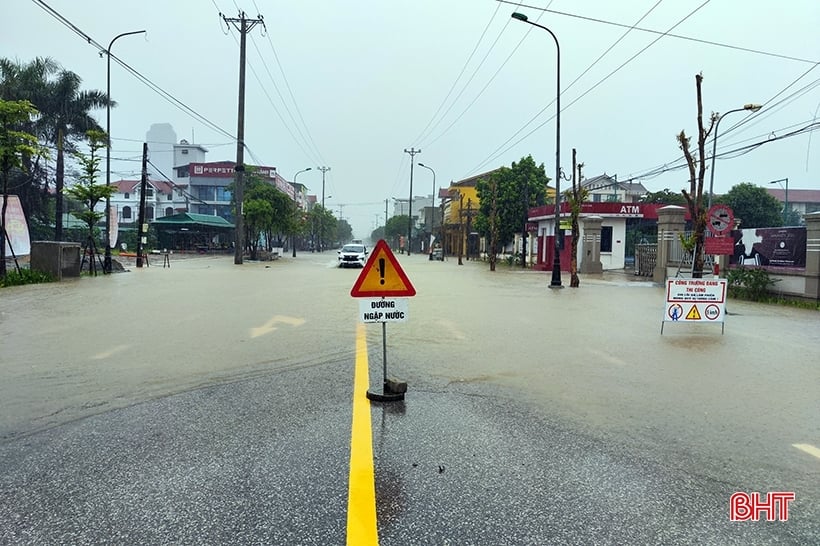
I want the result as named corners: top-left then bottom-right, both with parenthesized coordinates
top-left (1, 252), bottom-right (818, 543)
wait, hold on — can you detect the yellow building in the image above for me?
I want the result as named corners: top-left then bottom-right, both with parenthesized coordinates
top-left (441, 168), bottom-right (556, 260)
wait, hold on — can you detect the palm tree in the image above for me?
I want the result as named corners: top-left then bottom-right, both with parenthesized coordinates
top-left (0, 58), bottom-right (110, 240)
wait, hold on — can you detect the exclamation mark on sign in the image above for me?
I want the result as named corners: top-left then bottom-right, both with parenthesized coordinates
top-left (378, 258), bottom-right (385, 285)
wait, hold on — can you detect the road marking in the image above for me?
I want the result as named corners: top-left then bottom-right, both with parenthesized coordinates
top-left (250, 315), bottom-right (305, 338)
top-left (347, 322), bottom-right (378, 545)
top-left (793, 443), bottom-right (820, 460)
top-left (91, 344), bottom-right (130, 360)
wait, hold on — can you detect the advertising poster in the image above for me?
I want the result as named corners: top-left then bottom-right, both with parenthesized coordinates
top-left (1, 195), bottom-right (31, 256)
top-left (729, 227), bottom-right (806, 269)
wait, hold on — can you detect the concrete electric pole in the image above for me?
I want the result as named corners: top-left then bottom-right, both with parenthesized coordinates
top-left (403, 147), bottom-right (421, 255)
top-left (223, 11), bottom-right (264, 265)
top-left (317, 166), bottom-right (331, 251)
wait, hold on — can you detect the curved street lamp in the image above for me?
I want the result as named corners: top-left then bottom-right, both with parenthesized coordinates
top-left (104, 29), bottom-right (146, 273)
top-left (769, 177), bottom-right (789, 224)
top-left (511, 12), bottom-right (562, 287)
top-left (291, 167), bottom-right (311, 257)
top-left (418, 162), bottom-right (436, 259)
top-left (707, 103), bottom-right (762, 210)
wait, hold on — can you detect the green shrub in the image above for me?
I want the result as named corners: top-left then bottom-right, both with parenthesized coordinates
top-left (726, 267), bottom-right (778, 301)
top-left (0, 268), bottom-right (56, 288)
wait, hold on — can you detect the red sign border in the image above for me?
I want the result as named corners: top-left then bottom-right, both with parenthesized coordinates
top-left (350, 239), bottom-right (416, 298)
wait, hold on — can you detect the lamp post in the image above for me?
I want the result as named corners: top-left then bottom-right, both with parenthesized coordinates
top-left (317, 166), bottom-right (330, 251)
top-left (105, 29), bottom-right (146, 273)
top-left (707, 103), bottom-right (762, 210)
top-left (418, 162), bottom-right (436, 259)
top-left (511, 12), bottom-right (562, 287)
top-left (292, 167), bottom-right (311, 257)
top-left (769, 178), bottom-right (789, 224)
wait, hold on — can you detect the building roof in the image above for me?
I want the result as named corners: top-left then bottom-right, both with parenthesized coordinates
top-left (766, 188), bottom-right (820, 203)
top-left (113, 179), bottom-right (174, 194)
top-left (151, 212), bottom-right (234, 229)
top-left (452, 167), bottom-right (504, 187)
top-left (582, 173), bottom-right (648, 195)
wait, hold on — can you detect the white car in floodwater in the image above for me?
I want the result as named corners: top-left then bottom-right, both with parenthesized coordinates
top-left (338, 244), bottom-right (368, 268)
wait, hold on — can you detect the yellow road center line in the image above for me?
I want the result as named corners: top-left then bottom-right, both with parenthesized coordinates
top-left (347, 323), bottom-right (379, 545)
top-left (793, 443), bottom-right (820, 460)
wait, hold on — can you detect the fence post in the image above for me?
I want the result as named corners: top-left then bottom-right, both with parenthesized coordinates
top-left (580, 215), bottom-right (603, 274)
top-left (653, 205), bottom-right (687, 283)
top-left (805, 212), bottom-right (820, 301)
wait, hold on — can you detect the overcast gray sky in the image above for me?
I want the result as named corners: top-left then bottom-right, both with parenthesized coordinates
top-left (4, 0), bottom-right (819, 238)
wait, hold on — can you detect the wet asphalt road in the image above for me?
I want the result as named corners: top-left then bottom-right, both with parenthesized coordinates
top-left (1, 251), bottom-right (818, 544)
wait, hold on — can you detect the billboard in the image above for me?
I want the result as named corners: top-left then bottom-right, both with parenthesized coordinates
top-left (1, 195), bottom-right (31, 256)
top-left (729, 227), bottom-right (806, 269)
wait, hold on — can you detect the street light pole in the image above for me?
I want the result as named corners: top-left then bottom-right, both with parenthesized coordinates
top-left (707, 103), bottom-right (762, 210)
top-left (769, 178), bottom-right (789, 224)
top-left (317, 166), bottom-right (330, 251)
top-left (418, 162), bottom-right (436, 259)
top-left (511, 12), bottom-right (562, 287)
top-left (105, 29), bottom-right (146, 273)
top-left (292, 167), bottom-right (311, 257)
top-left (404, 148), bottom-right (421, 255)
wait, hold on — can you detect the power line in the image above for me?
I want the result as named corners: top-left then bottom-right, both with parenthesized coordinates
top-left (495, 0), bottom-right (820, 65)
top-left (412, 2), bottom-right (505, 146)
top-left (468, 1), bottom-right (710, 176)
top-left (253, 0), bottom-right (328, 167)
top-left (31, 0), bottom-right (239, 144)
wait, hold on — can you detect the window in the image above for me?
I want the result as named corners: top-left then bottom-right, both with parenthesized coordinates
top-left (146, 206), bottom-right (155, 220)
top-left (167, 192), bottom-right (172, 201)
top-left (181, 149), bottom-right (189, 155)
top-left (124, 192), bottom-right (129, 199)
top-left (145, 187), bottom-right (154, 197)
top-left (165, 207), bottom-right (174, 217)
top-left (601, 226), bottom-right (613, 253)
top-left (122, 206), bottom-right (132, 220)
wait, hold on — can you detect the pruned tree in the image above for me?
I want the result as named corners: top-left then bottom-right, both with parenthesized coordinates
top-left (565, 148), bottom-right (588, 287)
top-left (677, 73), bottom-right (711, 278)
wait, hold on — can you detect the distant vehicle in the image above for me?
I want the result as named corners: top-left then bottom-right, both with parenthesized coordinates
top-left (338, 244), bottom-right (368, 268)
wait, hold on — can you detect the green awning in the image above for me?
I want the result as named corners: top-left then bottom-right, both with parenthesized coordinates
top-left (151, 213), bottom-right (234, 229)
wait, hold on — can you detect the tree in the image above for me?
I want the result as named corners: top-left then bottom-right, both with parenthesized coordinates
top-left (335, 217), bottom-right (352, 244)
top-left (475, 155), bottom-right (549, 269)
top-left (676, 73), bottom-right (711, 278)
top-left (565, 149), bottom-right (588, 287)
top-left (232, 168), bottom-right (298, 259)
top-left (308, 205), bottom-right (336, 251)
top-left (383, 214), bottom-right (409, 249)
top-left (370, 225), bottom-right (385, 242)
top-left (717, 182), bottom-right (783, 228)
top-left (1, 99), bottom-right (43, 276)
top-left (64, 130), bottom-right (113, 275)
top-left (639, 188), bottom-right (687, 206)
top-left (0, 58), bottom-right (109, 241)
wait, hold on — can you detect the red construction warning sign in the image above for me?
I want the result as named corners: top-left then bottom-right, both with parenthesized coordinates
top-left (350, 239), bottom-right (416, 298)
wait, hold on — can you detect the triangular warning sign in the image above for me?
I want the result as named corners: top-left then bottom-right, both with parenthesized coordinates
top-left (685, 305), bottom-right (701, 320)
top-left (350, 239), bottom-right (416, 298)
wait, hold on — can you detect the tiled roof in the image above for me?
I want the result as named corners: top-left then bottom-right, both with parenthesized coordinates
top-left (766, 188), bottom-right (820, 203)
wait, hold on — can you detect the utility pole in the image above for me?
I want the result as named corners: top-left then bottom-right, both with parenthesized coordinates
top-left (317, 166), bottom-right (330, 251)
top-left (136, 142), bottom-right (148, 268)
top-left (223, 11), bottom-right (264, 265)
top-left (403, 147), bottom-right (420, 255)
